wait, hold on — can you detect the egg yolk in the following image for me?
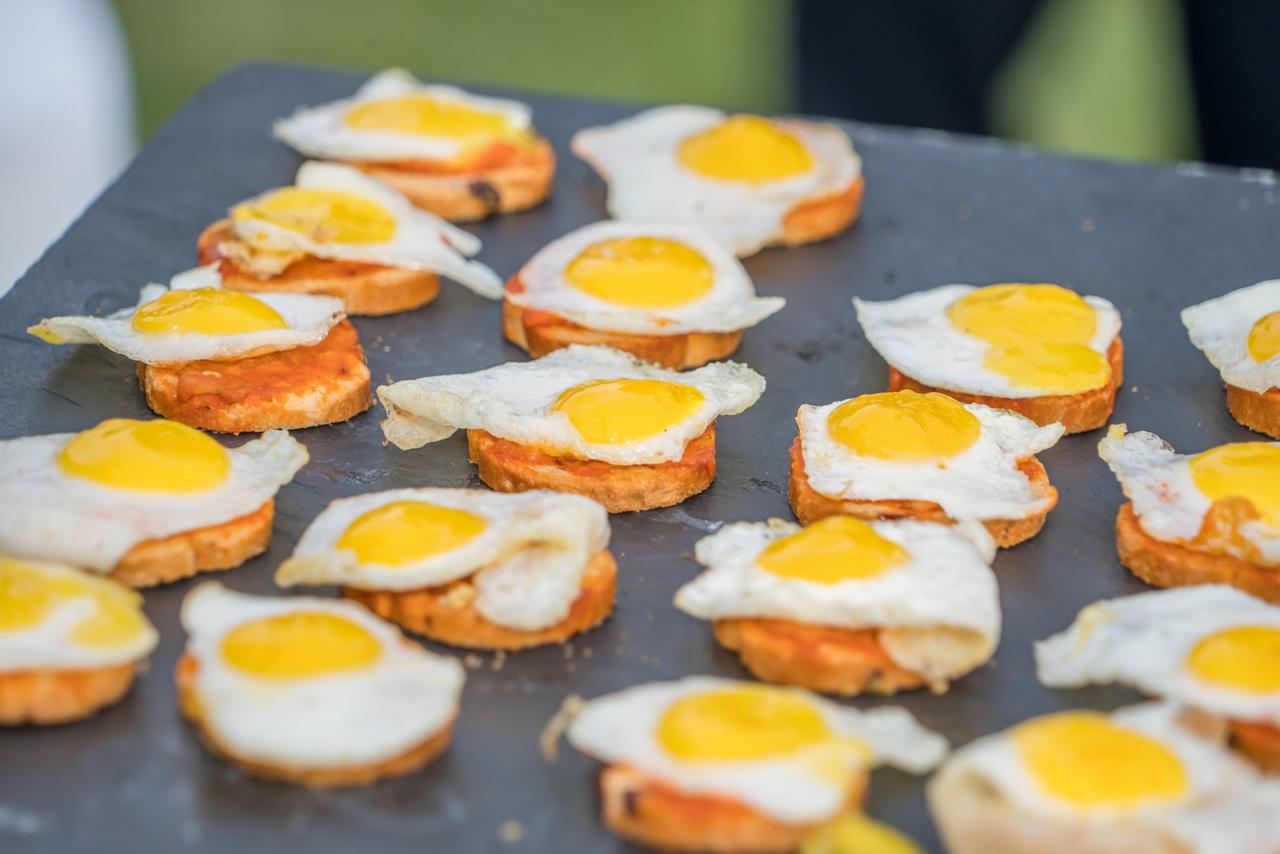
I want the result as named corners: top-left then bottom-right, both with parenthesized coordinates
top-left (337, 500), bottom-right (488, 566)
top-left (131, 288), bottom-right (286, 337)
top-left (344, 94), bottom-right (515, 141)
top-left (57, 418), bottom-right (229, 493)
top-left (1186, 625), bottom-right (1280, 692)
top-left (1189, 442), bottom-right (1280, 527)
top-left (232, 187), bottom-right (397, 244)
top-left (657, 685), bottom-right (836, 762)
top-left (827, 390), bottom-right (981, 462)
top-left (757, 516), bottom-right (907, 584)
top-left (1247, 311), bottom-right (1280, 363)
top-left (1013, 712), bottom-right (1187, 808)
top-left (947, 283), bottom-right (1110, 394)
top-left (801, 814), bottom-right (923, 854)
top-left (220, 611), bottom-right (381, 679)
top-left (564, 237), bottom-right (715, 309)
top-left (677, 115), bottom-right (814, 183)
top-left (0, 558), bottom-right (148, 648)
top-left (551, 378), bottom-right (705, 445)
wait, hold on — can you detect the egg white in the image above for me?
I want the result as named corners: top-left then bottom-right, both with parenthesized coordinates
top-left (1182, 280), bottom-right (1280, 394)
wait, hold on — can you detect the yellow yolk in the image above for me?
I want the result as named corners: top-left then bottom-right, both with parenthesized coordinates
top-left (220, 611), bottom-right (381, 679)
top-left (1189, 442), bottom-right (1280, 527)
top-left (337, 500), bottom-right (488, 566)
top-left (131, 288), bottom-right (286, 336)
top-left (551, 378), bottom-right (704, 445)
top-left (801, 814), bottom-right (923, 854)
top-left (657, 685), bottom-right (835, 762)
top-left (1186, 625), bottom-right (1280, 692)
top-left (344, 94), bottom-right (515, 141)
top-left (0, 558), bottom-right (149, 649)
top-left (1013, 712), bottom-right (1187, 808)
top-left (57, 418), bottom-right (229, 493)
top-left (1247, 311), bottom-right (1280, 363)
top-left (757, 516), bottom-right (907, 584)
top-left (827, 390), bottom-right (981, 462)
top-left (677, 115), bottom-right (814, 183)
top-left (564, 237), bottom-right (714, 309)
top-left (232, 187), bottom-right (396, 244)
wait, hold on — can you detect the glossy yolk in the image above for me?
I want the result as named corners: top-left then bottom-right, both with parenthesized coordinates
top-left (337, 500), bottom-right (488, 566)
top-left (131, 288), bottom-right (286, 336)
top-left (657, 685), bottom-right (840, 762)
top-left (344, 94), bottom-right (514, 141)
top-left (551, 378), bottom-right (704, 445)
top-left (677, 115), bottom-right (814, 183)
top-left (232, 187), bottom-right (397, 244)
top-left (220, 611), bottom-right (381, 679)
top-left (1012, 712), bottom-right (1187, 808)
top-left (57, 418), bottom-right (229, 493)
top-left (757, 516), bottom-right (907, 584)
top-left (826, 390), bottom-right (981, 462)
top-left (1186, 625), bottom-right (1280, 692)
top-left (564, 237), bottom-right (714, 309)
top-left (0, 557), bottom-right (149, 648)
top-left (800, 813), bottom-right (923, 854)
top-left (1189, 442), bottom-right (1280, 527)
top-left (1247, 311), bottom-right (1280, 363)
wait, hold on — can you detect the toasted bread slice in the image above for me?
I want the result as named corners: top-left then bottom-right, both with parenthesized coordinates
top-left (888, 338), bottom-right (1124, 434)
top-left (109, 500), bottom-right (274, 588)
top-left (787, 436), bottom-right (1055, 547)
top-left (1225, 383), bottom-right (1280, 439)
top-left (1230, 719), bottom-right (1280, 772)
top-left (599, 762), bottom-right (866, 854)
top-left (775, 176), bottom-right (865, 249)
top-left (466, 425), bottom-right (717, 513)
top-left (138, 320), bottom-right (372, 434)
top-left (0, 663), bottom-right (139, 726)
top-left (198, 219), bottom-right (440, 316)
top-left (344, 549), bottom-right (617, 650)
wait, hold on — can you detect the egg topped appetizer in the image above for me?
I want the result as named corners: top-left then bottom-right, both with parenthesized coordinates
top-left (676, 516), bottom-right (1000, 696)
top-left (197, 161), bottom-right (503, 316)
top-left (0, 557), bottom-right (158, 725)
top-left (0, 418), bottom-right (307, 587)
top-left (1037, 586), bottom-right (1280, 772)
top-left (572, 106), bottom-right (862, 256)
top-left (856, 283), bottom-right (1124, 433)
top-left (503, 221), bottom-right (785, 369)
top-left (927, 702), bottom-right (1280, 854)
top-left (565, 676), bottom-right (947, 853)
top-left (277, 488), bottom-right (613, 650)
top-left (1099, 425), bottom-right (1280, 602)
top-left (790, 390), bottom-right (1063, 547)
top-left (272, 69), bottom-right (553, 221)
top-left (29, 265), bottom-right (369, 434)
top-left (377, 345), bottom-right (765, 512)
top-left (1183, 280), bottom-right (1280, 439)
top-left (176, 583), bottom-right (464, 787)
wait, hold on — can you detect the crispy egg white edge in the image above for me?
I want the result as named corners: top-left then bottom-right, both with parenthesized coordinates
top-left (1181, 279), bottom-right (1280, 394)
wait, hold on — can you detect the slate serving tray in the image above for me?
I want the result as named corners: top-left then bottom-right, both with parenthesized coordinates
top-left (1, 63), bottom-right (1276, 854)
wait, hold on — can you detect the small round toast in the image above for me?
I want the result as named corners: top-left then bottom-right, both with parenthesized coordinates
top-left (1225, 383), bottom-right (1280, 439)
top-left (344, 550), bottom-right (617, 650)
top-left (1230, 719), bottom-right (1280, 772)
top-left (109, 501), bottom-right (274, 588)
top-left (888, 338), bottom-right (1125, 434)
top-left (466, 425), bottom-right (717, 513)
top-left (775, 176), bottom-right (865, 249)
top-left (0, 663), bottom-right (139, 726)
top-left (599, 762), bottom-right (867, 854)
top-left (787, 436), bottom-right (1056, 548)
top-left (198, 220), bottom-right (440, 316)
top-left (139, 319), bottom-right (372, 435)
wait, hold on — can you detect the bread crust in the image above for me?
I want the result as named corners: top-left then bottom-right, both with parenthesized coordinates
top-left (1230, 719), bottom-right (1280, 772)
top-left (109, 500), bottom-right (274, 588)
top-left (175, 653), bottom-right (451, 787)
top-left (1225, 383), bottom-right (1280, 439)
top-left (343, 550), bottom-right (617, 650)
top-left (775, 176), bottom-right (865, 249)
top-left (787, 435), bottom-right (1055, 547)
top-left (0, 663), bottom-right (138, 726)
top-left (138, 319), bottom-right (372, 434)
top-left (466, 425), bottom-right (717, 513)
top-left (888, 337), bottom-right (1125, 434)
top-left (198, 219), bottom-right (440, 316)
top-left (1115, 502), bottom-right (1280, 603)
top-left (599, 762), bottom-right (867, 854)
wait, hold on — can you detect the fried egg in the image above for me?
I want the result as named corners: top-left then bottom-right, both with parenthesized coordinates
top-left (507, 221), bottom-right (784, 335)
top-left (273, 68), bottom-right (533, 164)
top-left (566, 676), bottom-right (947, 825)
top-left (180, 582), bottom-right (464, 770)
top-left (277, 488), bottom-right (609, 631)
top-left (1182, 280), bottom-right (1280, 394)
top-left (1099, 424), bottom-right (1280, 565)
top-left (27, 265), bottom-right (343, 365)
top-left (675, 517), bottom-right (999, 686)
top-left (225, 161), bottom-right (502, 297)
top-left (572, 106), bottom-right (860, 256)
top-left (0, 556), bottom-right (158, 672)
top-left (1037, 586), bottom-right (1280, 724)
top-left (855, 283), bottom-right (1122, 397)
top-left (797, 390), bottom-right (1063, 520)
top-left (0, 418), bottom-right (307, 572)
top-left (377, 345), bottom-right (765, 464)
